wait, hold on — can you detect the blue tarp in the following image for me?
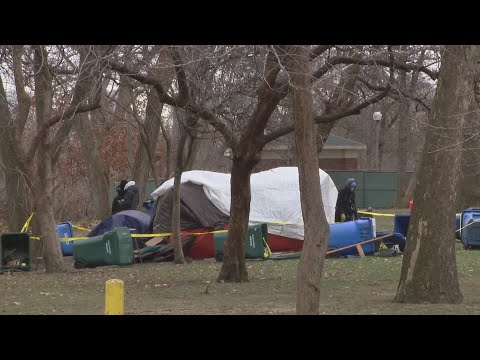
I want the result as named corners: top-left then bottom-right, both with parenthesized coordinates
top-left (88, 210), bottom-right (151, 248)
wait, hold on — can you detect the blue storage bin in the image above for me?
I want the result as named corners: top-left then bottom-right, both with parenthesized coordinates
top-left (393, 213), bottom-right (410, 238)
top-left (57, 222), bottom-right (74, 256)
top-left (461, 208), bottom-right (480, 248)
top-left (328, 218), bottom-right (376, 256)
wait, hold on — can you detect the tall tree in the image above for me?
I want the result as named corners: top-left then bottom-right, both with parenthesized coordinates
top-left (0, 45), bottom-right (33, 232)
top-left (285, 46), bottom-right (330, 314)
top-left (0, 45), bottom-right (106, 271)
top-left (394, 45), bottom-right (478, 303)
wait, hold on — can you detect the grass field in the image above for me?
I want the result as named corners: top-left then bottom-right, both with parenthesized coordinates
top-left (3, 208), bottom-right (477, 315)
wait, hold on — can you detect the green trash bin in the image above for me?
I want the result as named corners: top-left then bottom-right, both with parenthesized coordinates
top-left (0, 232), bottom-right (31, 271)
top-left (73, 227), bottom-right (133, 269)
top-left (214, 223), bottom-right (269, 262)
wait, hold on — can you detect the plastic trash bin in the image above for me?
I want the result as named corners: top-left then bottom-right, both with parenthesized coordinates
top-left (460, 208), bottom-right (480, 249)
top-left (0, 232), bottom-right (31, 271)
top-left (214, 223), bottom-right (269, 261)
top-left (394, 213), bottom-right (410, 238)
top-left (57, 222), bottom-right (74, 256)
top-left (73, 227), bottom-right (133, 268)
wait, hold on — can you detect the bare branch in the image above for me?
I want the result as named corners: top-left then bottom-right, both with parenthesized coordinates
top-left (27, 100), bottom-right (101, 162)
top-left (108, 58), bottom-right (237, 148)
top-left (12, 45), bottom-right (31, 139)
top-left (107, 59), bottom-right (177, 106)
top-left (257, 47), bottom-right (283, 97)
top-left (311, 55), bottom-right (439, 83)
top-left (355, 76), bottom-right (431, 112)
top-left (169, 46), bottom-right (190, 104)
top-left (264, 90), bottom-right (389, 144)
top-left (310, 45), bottom-right (334, 60)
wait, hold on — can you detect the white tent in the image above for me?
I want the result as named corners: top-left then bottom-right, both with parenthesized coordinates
top-left (151, 167), bottom-right (338, 240)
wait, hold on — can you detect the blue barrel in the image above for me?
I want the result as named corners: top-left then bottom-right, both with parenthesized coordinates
top-left (461, 208), bottom-right (480, 248)
top-left (328, 218), bottom-right (376, 256)
top-left (57, 222), bottom-right (74, 256)
top-left (456, 213), bottom-right (461, 240)
top-left (394, 214), bottom-right (410, 238)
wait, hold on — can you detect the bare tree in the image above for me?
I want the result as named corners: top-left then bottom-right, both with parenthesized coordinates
top-left (394, 45), bottom-right (477, 304)
top-left (285, 45), bottom-right (330, 314)
top-left (0, 45), bottom-right (108, 271)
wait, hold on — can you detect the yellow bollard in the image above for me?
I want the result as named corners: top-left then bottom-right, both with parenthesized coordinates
top-left (105, 279), bottom-right (124, 315)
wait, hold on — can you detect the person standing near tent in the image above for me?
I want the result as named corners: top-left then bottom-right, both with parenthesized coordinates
top-left (123, 180), bottom-right (140, 210)
top-left (111, 180), bottom-right (128, 215)
top-left (335, 178), bottom-right (358, 222)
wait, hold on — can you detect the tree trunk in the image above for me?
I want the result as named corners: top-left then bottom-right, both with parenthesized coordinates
top-left (159, 115), bottom-right (173, 180)
top-left (132, 90), bottom-right (164, 202)
top-left (75, 112), bottom-right (110, 219)
top-left (0, 142), bottom-right (31, 233)
top-left (217, 159), bottom-right (254, 282)
top-left (394, 45), bottom-right (471, 304)
top-left (35, 142), bottom-right (65, 272)
top-left (287, 46), bottom-right (330, 315)
top-left (33, 46), bottom-right (65, 272)
top-left (397, 70), bottom-right (409, 205)
top-left (172, 128), bottom-right (187, 264)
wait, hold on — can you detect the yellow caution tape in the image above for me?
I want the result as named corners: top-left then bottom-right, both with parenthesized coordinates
top-left (21, 213), bottom-right (35, 232)
top-left (358, 211), bottom-right (396, 217)
top-left (72, 225), bottom-right (91, 232)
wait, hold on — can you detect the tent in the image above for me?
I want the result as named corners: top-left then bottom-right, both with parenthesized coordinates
top-left (150, 167), bottom-right (338, 259)
top-left (88, 210), bottom-right (151, 249)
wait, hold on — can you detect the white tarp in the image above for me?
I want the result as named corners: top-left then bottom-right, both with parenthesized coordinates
top-left (151, 167), bottom-right (338, 240)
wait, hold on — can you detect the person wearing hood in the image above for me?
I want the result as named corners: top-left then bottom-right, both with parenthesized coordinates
top-left (123, 180), bottom-right (140, 210)
top-left (111, 179), bottom-right (128, 215)
top-left (335, 178), bottom-right (358, 223)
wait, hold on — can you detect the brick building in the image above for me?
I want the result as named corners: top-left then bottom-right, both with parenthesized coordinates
top-left (250, 135), bottom-right (367, 172)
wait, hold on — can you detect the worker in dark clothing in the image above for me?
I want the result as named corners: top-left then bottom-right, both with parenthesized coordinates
top-left (111, 180), bottom-right (128, 215)
top-left (123, 180), bottom-right (140, 210)
top-left (335, 178), bottom-right (359, 222)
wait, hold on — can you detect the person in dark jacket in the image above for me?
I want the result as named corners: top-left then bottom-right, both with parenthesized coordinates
top-left (111, 180), bottom-right (128, 215)
top-left (335, 178), bottom-right (358, 222)
top-left (123, 180), bottom-right (140, 210)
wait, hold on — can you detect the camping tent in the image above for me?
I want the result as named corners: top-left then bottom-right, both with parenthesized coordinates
top-left (88, 210), bottom-right (151, 248)
top-left (150, 167), bottom-right (338, 258)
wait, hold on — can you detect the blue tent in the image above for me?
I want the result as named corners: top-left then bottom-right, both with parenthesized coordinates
top-left (88, 210), bottom-right (151, 248)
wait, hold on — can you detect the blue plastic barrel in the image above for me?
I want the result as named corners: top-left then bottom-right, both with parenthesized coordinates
top-left (461, 208), bottom-right (480, 248)
top-left (393, 214), bottom-right (410, 238)
top-left (57, 222), bottom-right (74, 256)
top-left (328, 218), bottom-right (376, 256)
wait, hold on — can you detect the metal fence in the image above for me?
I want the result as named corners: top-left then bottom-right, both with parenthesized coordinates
top-left (327, 171), bottom-right (413, 208)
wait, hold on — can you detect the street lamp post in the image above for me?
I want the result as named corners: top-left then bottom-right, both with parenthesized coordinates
top-left (373, 111), bottom-right (382, 171)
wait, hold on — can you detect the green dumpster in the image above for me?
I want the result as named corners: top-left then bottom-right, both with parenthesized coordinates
top-left (214, 223), bottom-right (269, 262)
top-left (73, 227), bottom-right (133, 269)
top-left (0, 232), bottom-right (31, 271)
